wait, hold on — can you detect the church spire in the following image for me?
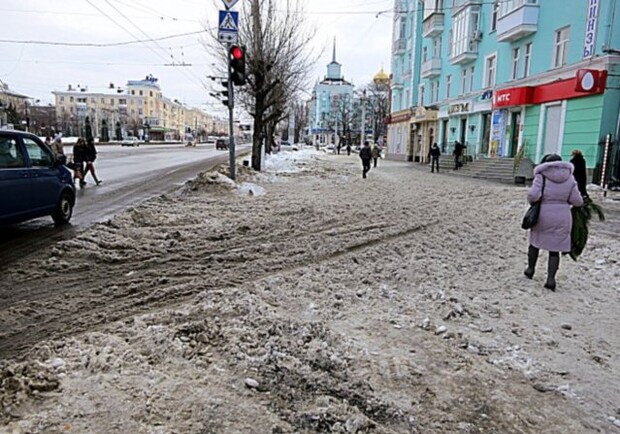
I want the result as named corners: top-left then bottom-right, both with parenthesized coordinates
top-left (332, 37), bottom-right (336, 63)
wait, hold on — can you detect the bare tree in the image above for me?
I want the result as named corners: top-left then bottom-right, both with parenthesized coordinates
top-left (204, 0), bottom-right (317, 170)
top-left (364, 81), bottom-right (390, 143)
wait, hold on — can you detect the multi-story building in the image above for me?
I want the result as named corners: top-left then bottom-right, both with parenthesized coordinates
top-left (386, 0), bottom-right (425, 160)
top-left (0, 82), bottom-right (29, 129)
top-left (389, 0), bottom-right (620, 182)
top-left (308, 40), bottom-right (355, 146)
top-left (53, 75), bottom-right (217, 141)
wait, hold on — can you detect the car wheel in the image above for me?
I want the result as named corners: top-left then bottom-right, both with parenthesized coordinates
top-left (52, 191), bottom-right (74, 225)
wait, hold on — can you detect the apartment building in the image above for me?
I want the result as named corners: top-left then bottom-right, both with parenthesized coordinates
top-left (389, 0), bottom-right (620, 175)
top-left (53, 75), bottom-right (216, 140)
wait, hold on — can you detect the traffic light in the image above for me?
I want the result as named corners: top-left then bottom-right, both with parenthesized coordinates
top-left (229, 45), bottom-right (246, 86)
top-left (220, 81), bottom-right (229, 106)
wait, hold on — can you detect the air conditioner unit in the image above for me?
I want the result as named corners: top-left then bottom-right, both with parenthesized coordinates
top-left (471, 30), bottom-right (483, 41)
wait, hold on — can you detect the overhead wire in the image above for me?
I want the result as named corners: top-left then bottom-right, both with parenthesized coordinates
top-left (85, 0), bottom-right (206, 91)
top-left (0, 30), bottom-right (210, 47)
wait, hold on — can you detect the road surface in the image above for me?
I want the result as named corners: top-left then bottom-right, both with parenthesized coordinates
top-left (0, 142), bottom-right (251, 264)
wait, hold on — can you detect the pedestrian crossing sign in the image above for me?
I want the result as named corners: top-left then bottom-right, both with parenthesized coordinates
top-left (219, 10), bottom-right (239, 32)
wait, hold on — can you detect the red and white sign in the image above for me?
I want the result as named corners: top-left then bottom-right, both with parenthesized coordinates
top-left (492, 69), bottom-right (608, 109)
top-left (492, 87), bottom-right (534, 108)
top-left (575, 69), bottom-right (606, 92)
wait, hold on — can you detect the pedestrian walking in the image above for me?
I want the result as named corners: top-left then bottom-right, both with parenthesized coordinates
top-left (570, 149), bottom-right (588, 198)
top-left (523, 154), bottom-right (583, 291)
top-left (346, 142), bottom-right (351, 156)
top-left (83, 137), bottom-right (102, 186)
top-left (359, 141), bottom-right (372, 179)
top-left (50, 136), bottom-right (64, 157)
top-left (72, 138), bottom-right (88, 189)
top-left (453, 140), bottom-right (465, 170)
top-left (371, 142), bottom-right (381, 168)
top-left (430, 142), bottom-right (441, 173)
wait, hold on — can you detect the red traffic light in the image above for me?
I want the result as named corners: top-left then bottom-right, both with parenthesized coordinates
top-left (230, 46), bottom-right (243, 60)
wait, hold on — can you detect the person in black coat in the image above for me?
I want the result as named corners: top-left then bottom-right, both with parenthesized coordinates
top-left (430, 142), bottom-right (441, 173)
top-left (359, 141), bottom-right (372, 178)
top-left (83, 137), bottom-right (102, 186)
top-left (570, 149), bottom-right (588, 198)
top-left (453, 140), bottom-right (465, 170)
top-left (72, 138), bottom-right (88, 188)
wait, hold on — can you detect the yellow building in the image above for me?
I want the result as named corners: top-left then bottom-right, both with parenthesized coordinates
top-left (52, 75), bottom-right (218, 141)
top-left (0, 82), bottom-right (30, 129)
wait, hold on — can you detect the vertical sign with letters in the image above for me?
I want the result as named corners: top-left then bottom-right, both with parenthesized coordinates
top-left (583, 0), bottom-right (599, 59)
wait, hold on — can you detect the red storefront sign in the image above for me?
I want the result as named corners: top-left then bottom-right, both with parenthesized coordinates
top-left (492, 69), bottom-right (608, 109)
top-left (492, 87), bottom-right (534, 108)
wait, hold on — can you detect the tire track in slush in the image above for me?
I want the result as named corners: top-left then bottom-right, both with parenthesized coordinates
top-left (0, 220), bottom-right (434, 360)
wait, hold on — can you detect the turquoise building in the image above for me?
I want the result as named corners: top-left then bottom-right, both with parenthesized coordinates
top-left (389, 0), bottom-right (620, 183)
top-left (308, 40), bottom-right (355, 146)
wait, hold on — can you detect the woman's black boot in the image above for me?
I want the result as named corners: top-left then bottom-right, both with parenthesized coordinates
top-left (524, 245), bottom-right (539, 279)
top-left (544, 253), bottom-right (560, 291)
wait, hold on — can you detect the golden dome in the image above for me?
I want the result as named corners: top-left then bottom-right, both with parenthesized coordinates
top-left (373, 67), bottom-right (389, 84)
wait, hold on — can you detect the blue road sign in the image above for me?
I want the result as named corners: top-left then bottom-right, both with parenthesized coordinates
top-left (219, 10), bottom-right (239, 33)
top-left (218, 10), bottom-right (239, 43)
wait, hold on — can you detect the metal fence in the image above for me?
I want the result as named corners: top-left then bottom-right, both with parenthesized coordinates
top-left (593, 136), bottom-right (620, 190)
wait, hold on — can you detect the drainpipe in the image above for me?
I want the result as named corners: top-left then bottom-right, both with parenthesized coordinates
top-left (603, 0), bottom-right (618, 52)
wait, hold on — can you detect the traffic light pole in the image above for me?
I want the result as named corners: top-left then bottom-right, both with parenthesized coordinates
top-left (227, 44), bottom-right (236, 181)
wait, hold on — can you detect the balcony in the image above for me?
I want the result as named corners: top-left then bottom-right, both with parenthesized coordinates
top-left (449, 42), bottom-right (478, 65)
top-left (392, 38), bottom-right (406, 54)
top-left (452, 0), bottom-right (482, 15)
top-left (496, 2), bottom-right (539, 42)
top-left (421, 57), bottom-right (442, 78)
top-left (422, 12), bottom-right (444, 38)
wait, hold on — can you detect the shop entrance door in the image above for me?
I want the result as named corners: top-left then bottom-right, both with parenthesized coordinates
top-left (481, 113), bottom-right (490, 155)
top-left (509, 111), bottom-right (521, 157)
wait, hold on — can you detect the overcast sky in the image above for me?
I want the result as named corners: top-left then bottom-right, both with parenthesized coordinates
top-left (0, 0), bottom-right (393, 117)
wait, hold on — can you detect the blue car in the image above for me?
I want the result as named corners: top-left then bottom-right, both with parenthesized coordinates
top-left (0, 130), bottom-right (76, 226)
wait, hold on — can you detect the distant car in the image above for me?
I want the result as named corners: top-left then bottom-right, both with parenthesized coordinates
top-left (0, 130), bottom-right (76, 226)
top-left (121, 136), bottom-right (140, 147)
top-left (216, 138), bottom-right (228, 150)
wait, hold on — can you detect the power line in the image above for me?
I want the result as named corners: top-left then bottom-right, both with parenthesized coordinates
top-left (0, 30), bottom-right (209, 47)
top-left (101, 0), bottom-right (207, 87)
top-left (0, 7), bottom-right (200, 23)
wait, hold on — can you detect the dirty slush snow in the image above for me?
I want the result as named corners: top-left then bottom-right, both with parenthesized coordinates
top-left (1, 150), bottom-right (619, 433)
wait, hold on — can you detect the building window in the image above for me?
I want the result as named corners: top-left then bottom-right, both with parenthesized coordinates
top-left (418, 84), bottom-right (425, 106)
top-left (523, 43), bottom-right (532, 77)
top-left (446, 74), bottom-right (452, 98)
top-left (90, 97), bottom-right (96, 103)
top-left (461, 68), bottom-right (467, 94)
top-left (470, 66), bottom-right (475, 92)
top-left (452, 7), bottom-right (480, 58)
top-left (553, 26), bottom-right (569, 68)
top-left (511, 47), bottom-right (520, 80)
top-left (432, 81), bottom-right (439, 103)
top-left (60, 96), bottom-right (64, 102)
top-left (491, 1), bottom-right (499, 32)
top-left (432, 37), bottom-right (442, 57)
top-left (149, 91), bottom-right (153, 97)
top-left (405, 89), bottom-right (410, 107)
top-left (422, 46), bottom-right (428, 62)
top-left (484, 54), bottom-right (496, 88)
top-left (139, 90), bottom-right (143, 96)
top-left (448, 30), bottom-right (453, 56)
top-left (69, 96), bottom-right (73, 103)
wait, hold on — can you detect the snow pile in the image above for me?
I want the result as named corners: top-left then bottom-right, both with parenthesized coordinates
top-left (237, 182), bottom-right (266, 197)
top-left (263, 149), bottom-right (321, 174)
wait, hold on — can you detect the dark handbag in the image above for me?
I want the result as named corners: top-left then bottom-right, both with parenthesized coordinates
top-left (522, 176), bottom-right (546, 230)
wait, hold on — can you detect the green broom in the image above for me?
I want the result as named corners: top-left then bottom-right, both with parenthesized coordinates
top-left (569, 197), bottom-right (605, 261)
